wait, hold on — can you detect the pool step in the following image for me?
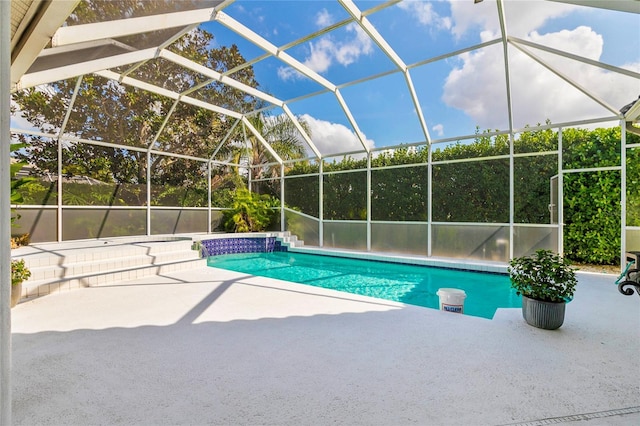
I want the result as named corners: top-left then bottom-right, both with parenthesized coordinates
top-left (278, 233), bottom-right (304, 249)
top-left (12, 239), bottom-right (205, 303)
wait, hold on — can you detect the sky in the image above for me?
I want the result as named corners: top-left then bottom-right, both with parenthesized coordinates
top-left (202, 0), bottom-right (640, 156)
top-left (9, 0), bottom-right (640, 159)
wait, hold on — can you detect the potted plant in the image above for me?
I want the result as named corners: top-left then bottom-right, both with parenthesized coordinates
top-left (11, 259), bottom-right (31, 308)
top-left (508, 249), bottom-right (577, 330)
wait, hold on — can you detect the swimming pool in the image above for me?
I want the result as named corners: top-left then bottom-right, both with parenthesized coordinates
top-left (207, 251), bottom-right (521, 319)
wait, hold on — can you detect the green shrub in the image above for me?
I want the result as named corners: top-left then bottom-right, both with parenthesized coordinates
top-left (222, 188), bottom-right (279, 232)
top-left (508, 250), bottom-right (577, 303)
top-left (11, 259), bottom-right (31, 286)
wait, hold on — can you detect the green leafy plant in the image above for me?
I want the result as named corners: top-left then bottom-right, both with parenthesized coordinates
top-left (222, 188), bottom-right (278, 232)
top-left (508, 249), bottom-right (577, 303)
top-left (11, 259), bottom-right (31, 286)
top-left (10, 143), bottom-right (34, 224)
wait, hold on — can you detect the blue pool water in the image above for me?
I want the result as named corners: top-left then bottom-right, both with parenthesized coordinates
top-left (207, 251), bottom-right (521, 319)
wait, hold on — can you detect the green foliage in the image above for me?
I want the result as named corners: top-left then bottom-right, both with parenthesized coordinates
top-left (513, 154), bottom-right (557, 223)
top-left (12, 24), bottom-right (260, 191)
top-left (563, 171), bottom-right (621, 264)
top-left (508, 249), bottom-right (577, 303)
top-left (11, 259), bottom-right (31, 286)
top-left (432, 129), bottom-right (509, 161)
top-left (323, 171), bottom-right (367, 220)
top-left (222, 188), bottom-right (279, 232)
top-left (282, 126), bottom-right (637, 266)
top-left (432, 159), bottom-right (509, 222)
top-left (628, 148), bottom-right (640, 227)
top-left (10, 143), bottom-right (34, 224)
top-left (561, 127), bottom-right (627, 264)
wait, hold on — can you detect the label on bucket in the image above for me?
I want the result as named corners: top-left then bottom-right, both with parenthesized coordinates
top-left (442, 304), bottom-right (463, 314)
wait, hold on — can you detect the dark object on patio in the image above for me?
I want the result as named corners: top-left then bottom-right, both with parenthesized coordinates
top-left (617, 252), bottom-right (640, 297)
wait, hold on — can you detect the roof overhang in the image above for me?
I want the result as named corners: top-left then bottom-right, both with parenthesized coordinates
top-left (10, 0), bottom-right (80, 88)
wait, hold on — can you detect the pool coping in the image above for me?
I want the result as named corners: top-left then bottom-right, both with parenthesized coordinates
top-left (286, 246), bottom-right (508, 274)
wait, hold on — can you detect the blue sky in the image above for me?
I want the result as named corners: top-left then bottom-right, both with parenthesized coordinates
top-left (202, 0), bottom-right (640, 155)
top-left (10, 1), bottom-right (640, 159)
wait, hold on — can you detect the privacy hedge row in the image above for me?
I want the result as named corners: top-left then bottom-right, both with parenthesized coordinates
top-left (285, 127), bottom-right (640, 265)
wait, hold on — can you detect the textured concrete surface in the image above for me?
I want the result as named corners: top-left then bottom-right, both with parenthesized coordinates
top-left (10, 266), bottom-right (640, 425)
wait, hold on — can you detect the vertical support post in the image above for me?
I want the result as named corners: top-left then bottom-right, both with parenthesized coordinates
top-left (427, 144), bottom-right (433, 257)
top-left (509, 132), bottom-right (514, 260)
top-left (207, 161), bottom-right (212, 234)
top-left (57, 138), bottom-right (63, 241)
top-left (146, 151), bottom-right (151, 236)
top-left (319, 161), bottom-right (324, 247)
top-left (280, 163), bottom-right (285, 232)
top-left (621, 120), bottom-right (627, 272)
top-left (558, 128), bottom-right (564, 256)
top-left (1, 1), bottom-right (13, 422)
top-left (366, 152), bottom-right (371, 252)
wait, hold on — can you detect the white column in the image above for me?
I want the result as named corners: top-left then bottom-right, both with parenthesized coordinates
top-left (621, 120), bottom-right (627, 272)
top-left (1, 0), bottom-right (13, 422)
top-left (57, 138), bottom-right (63, 241)
top-left (427, 145), bottom-right (433, 257)
top-left (319, 161), bottom-right (324, 247)
top-left (366, 152), bottom-right (371, 252)
top-left (207, 161), bottom-right (212, 234)
top-left (280, 164), bottom-right (285, 232)
top-left (558, 128), bottom-right (564, 256)
top-left (146, 151), bottom-right (151, 235)
top-left (509, 132), bottom-right (514, 260)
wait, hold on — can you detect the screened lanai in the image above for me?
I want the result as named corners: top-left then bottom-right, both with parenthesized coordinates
top-left (5, 0), bottom-right (640, 265)
top-left (2, 1), bottom-right (640, 424)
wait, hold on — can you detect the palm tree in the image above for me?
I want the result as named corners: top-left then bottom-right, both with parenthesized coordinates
top-left (231, 112), bottom-right (311, 195)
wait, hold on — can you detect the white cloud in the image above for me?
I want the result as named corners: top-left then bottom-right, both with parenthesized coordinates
top-left (306, 38), bottom-right (334, 73)
top-left (301, 113), bottom-right (375, 155)
top-left (528, 26), bottom-right (602, 60)
top-left (334, 24), bottom-right (374, 66)
top-left (316, 9), bottom-right (333, 27)
top-left (432, 124), bottom-right (444, 137)
top-left (443, 26), bottom-right (639, 128)
top-left (441, 2), bottom-right (637, 129)
top-left (277, 66), bottom-right (303, 81)
top-left (448, 0), bottom-right (576, 41)
top-left (277, 23), bottom-right (373, 80)
top-left (398, 1), bottom-right (451, 31)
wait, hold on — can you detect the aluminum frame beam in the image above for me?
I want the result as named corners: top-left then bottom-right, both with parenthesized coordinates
top-left (214, 10), bottom-right (374, 153)
top-left (50, 1), bottom-right (236, 47)
top-left (159, 49), bottom-right (283, 107)
top-left (282, 104), bottom-right (322, 159)
top-left (10, 0), bottom-right (80, 86)
top-left (241, 116), bottom-right (284, 165)
top-left (339, 0), bottom-right (430, 145)
top-left (95, 70), bottom-right (243, 119)
top-left (509, 41), bottom-right (624, 117)
top-left (16, 47), bottom-right (158, 91)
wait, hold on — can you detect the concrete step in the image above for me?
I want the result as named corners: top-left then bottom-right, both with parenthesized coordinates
top-left (27, 249), bottom-right (200, 282)
top-left (20, 240), bottom-right (196, 269)
top-left (12, 238), bottom-right (206, 303)
top-left (21, 258), bottom-right (207, 300)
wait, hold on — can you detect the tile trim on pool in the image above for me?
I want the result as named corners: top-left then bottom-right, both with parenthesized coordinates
top-left (199, 235), bottom-right (287, 256)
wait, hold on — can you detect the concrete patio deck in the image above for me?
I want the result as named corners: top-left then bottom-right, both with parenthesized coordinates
top-left (10, 251), bottom-right (640, 425)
